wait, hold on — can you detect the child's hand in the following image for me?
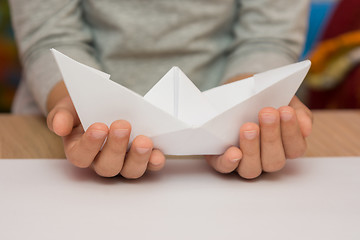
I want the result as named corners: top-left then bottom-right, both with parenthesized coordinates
top-left (47, 95), bottom-right (165, 178)
top-left (205, 96), bottom-right (313, 179)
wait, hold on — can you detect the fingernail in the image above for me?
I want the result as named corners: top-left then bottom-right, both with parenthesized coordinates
top-left (261, 113), bottom-right (276, 124)
top-left (231, 158), bottom-right (241, 163)
top-left (89, 130), bottom-right (107, 139)
top-left (244, 130), bottom-right (257, 140)
top-left (113, 129), bottom-right (129, 138)
top-left (136, 147), bottom-right (151, 154)
top-left (280, 111), bottom-right (293, 122)
top-left (150, 160), bottom-right (162, 166)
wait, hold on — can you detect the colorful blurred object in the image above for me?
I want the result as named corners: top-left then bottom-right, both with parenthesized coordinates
top-left (0, 0), bottom-right (21, 112)
top-left (301, 0), bottom-right (336, 59)
top-left (306, 0), bottom-right (360, 109)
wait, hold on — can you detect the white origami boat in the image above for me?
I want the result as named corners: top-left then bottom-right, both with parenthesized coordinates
top-left (51, 49), bottom-right (311, 155)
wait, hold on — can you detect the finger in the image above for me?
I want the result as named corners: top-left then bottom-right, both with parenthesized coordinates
top-left (47, 96), bottom-right (80, 136)
top-left (64, 123), bottom-right (108, 168)
top-left (92, 120), bottom-right (131, 177)
top-left (120, 135), bottom-right (153, 179)
top-left (147, 149), bottom-right (166, 172)
top-left (279, 106), bottom-right (307, 159)
top-left (289, 96), bottom-right (313, 137)
top-left (259, 108), bottom-right (286, 172)
top-left (237, 123), bottom-right (262, 179)
top-left (205, 146), bottom-right (242, 174)
top-left (295, 108), bottom-right (313, 138)
top-left (50, 109), bottom-right (74, 136)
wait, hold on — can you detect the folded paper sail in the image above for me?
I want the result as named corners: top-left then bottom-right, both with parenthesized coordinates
top-left (51, 49), bottom-right (311, 155)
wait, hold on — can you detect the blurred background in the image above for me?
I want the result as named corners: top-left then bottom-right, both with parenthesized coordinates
top-left (0, 0), bottom-right (20, 112)
top-left (0, 0), bottom-right (359, 113)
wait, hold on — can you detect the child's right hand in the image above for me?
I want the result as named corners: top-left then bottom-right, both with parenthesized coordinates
top-left (46, 82), bottom-right (166, 178)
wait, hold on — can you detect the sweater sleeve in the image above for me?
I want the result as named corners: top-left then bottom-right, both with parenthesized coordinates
top-left (9, 0), bottom-right (101, 115)
top-left (222, 0), bottom-right (309, 82)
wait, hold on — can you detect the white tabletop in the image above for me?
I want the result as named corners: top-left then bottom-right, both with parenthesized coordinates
top-left (1, 157), bottom-right (359, 239)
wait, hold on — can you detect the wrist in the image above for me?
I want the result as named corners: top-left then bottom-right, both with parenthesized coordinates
top-left (224, 73), bottom-right (254, 84)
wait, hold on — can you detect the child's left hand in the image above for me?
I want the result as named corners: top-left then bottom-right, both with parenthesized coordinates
top-left (205, 96), bottom-right (313, 179)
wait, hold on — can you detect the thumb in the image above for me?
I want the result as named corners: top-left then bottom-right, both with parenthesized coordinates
top-left (47, 96), bottom-right (80, 137)
top-left (289, 96), bottom-right (313, 138)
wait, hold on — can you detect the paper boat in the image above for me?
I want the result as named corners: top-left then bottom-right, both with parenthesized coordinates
top-left (51, 49), bottom-right (311, 155)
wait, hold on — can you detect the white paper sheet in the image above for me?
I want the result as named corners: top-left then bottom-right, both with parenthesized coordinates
top-left (51, 49), bottom-right (311, 155)
top-left (0, 157), bottom-right (359, 240)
